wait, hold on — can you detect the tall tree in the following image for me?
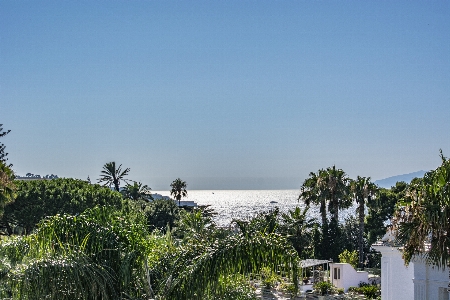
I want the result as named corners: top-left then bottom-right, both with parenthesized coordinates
top-left (299, 170), bottom-right (328, 226)
top-left (351, 176), bottom-right (377, 269)
top-left (365, 182), bottom-right (406, 245)
top-left (0, 161), bottom-right (15, 218)
top-left (98, 161), bottom-right (130, 192)
top-left (396, 150), bottom-right (450, 291)
top-left (122, 181), bottom-right (153, 201)
top-left (280, 206), bottom-right (317, 259)
top-left (299, 166), bottom-right (351, 224)
top-left (170, 178), bottom-right (187, 206)
top-left (323, 165), bottom-right (351, 223)
top-left (0, 124), bottom-right (11, 167)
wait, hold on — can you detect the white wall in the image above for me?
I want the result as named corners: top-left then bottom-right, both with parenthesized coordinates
top-left (330, 263), bottom-right (368, 292)
top-left (413, 257), bottom-right (449, 300)
top-left (373, 245), bottom-right (414, 300)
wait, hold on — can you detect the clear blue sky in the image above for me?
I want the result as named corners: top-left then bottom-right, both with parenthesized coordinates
top-left (1, 1), bottom-right (449, 190)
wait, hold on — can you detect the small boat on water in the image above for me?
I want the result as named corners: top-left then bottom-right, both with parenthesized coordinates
top-left (270, 201), bottom-right (278, 204)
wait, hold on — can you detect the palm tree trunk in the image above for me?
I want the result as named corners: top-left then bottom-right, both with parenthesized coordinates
top-left (320, 199), bottom-right (327, 226)
top-left (331, 193), bottom-right (339, 223)
top-left (358, 200), bottom-right (365, 269)
top-left (113, 177), bottom-right (120, 192)
top-left (333, 199), bottom-right (339, 223)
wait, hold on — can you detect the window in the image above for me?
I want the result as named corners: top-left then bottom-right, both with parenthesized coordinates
top-left (334, 267), bottom-right (340, 280)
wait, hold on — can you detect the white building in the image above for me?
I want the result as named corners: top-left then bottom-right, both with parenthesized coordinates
top-left (329, 263), bottom-right (369, 292)
top-left (372, 242), bottom-right (414, 300)
top-left (373, 235), bottom-right (449, 300)
top-left (412, 256), bottom-right (449, 300)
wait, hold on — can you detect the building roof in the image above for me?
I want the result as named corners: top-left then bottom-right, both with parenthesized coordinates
top-left (300, 259), bottom-right (330, 268)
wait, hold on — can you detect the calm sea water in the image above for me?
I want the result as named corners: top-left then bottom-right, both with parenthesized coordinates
top-left (152, 190), bottom-right (357, 226)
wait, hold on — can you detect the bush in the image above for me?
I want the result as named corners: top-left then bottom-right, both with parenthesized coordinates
top-left (146, 199), bottom-right (180, 232)
top-left (2, 178), bottom-right (124, 235)
top-left (338, 249), bottom-right (358, 269)
top-left (359, 285), bottom-right (380, 299)
top-left (347, 284), bottom-right (380, 299)
top-left (279, 281), bottom-right (297, 295)
top-left (260, 266), bottom-right (280, 289)
top-left (313, 281), bottom-right (335, 295)
top-left (211, 275), bottom-right (258, 300)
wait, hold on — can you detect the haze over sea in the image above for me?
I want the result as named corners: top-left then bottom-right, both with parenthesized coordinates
top-left (153, 190), bottom-right (356, 226)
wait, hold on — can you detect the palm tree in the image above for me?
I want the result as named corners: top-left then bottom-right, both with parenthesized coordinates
top-left (122, 181), bottom-right (153, 201)
top-left (156, 231), bottom-right (299, 299)
top-left (396, 150), bottom-right (450, 290)
top-left (98, 161), bottom-right (130, 192)
top-left (170, 178), bottom-right (187, 206)
top-left (299, 166), bottom-right (350, 225)
top-left (281, 206), bottom-right (317, 258)
top-left (299, 170), bottom-right (328, 226)
top-left (0, 206), bottom-right (154, 299)
top-left (323, 165), bottom-right (351, 223)
top-left (351, 176), bottom-right (377, 269)
top-left (0, 200), bottom-right (300, 300)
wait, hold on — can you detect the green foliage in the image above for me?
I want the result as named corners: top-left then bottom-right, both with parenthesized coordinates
top-left (152, 231), bottom-right (299, 300)
top-left (339, 216), bottom-right (359, 252)
top-left (146, 199), bottom-right (181, 232)
top-left (350, 176), bottom-right (377, 269)
top-left (366, 182), bottom-right (406, 245)
top-left (233, 208), bottom-right (280, 236)
top-left (8, 253), bottom-right (116, 300)
top-left (0, 206), bottom-right (171, 299)
top-left (121, 181), bottom-right (153, 201)
top-left (313, 281), bottom-right (335, 295)
top-left (339, 249), bottom-right (358, 269)
top-left (175, 207), bottom-right (217, 241)
top-left (98, 161), bottom-right (130, 192)
top-left (1, 178), bottom-right (124, 235)
top-left (0, 124), bottom-right (11, 167)
top-left (319, 219), bottom-right (343, 261)
top-left (348, 284), bottom-right (380, 299)
top-left (208, 275), bottom-right (257, 300)
top-left (0, 161), bottom-right (15, 217)
top-left (396, 151), bottom-right (450, 268)
top-left (280, 206), bottom-right (317, 259)
top-left (299, 166), bottom-right (352, 261)
top-left (260, 266), bottom-right (280, 289)
top-left (279, 281), bottom-right (297, 296)
top-left (170, 178), bottom-right (188, 205)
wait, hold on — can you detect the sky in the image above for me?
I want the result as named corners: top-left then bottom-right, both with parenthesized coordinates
top-left (1, 1), bottom-right (449, 190)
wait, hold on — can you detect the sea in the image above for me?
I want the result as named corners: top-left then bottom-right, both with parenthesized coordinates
top-left (152, 190), bottom-right (358, 227)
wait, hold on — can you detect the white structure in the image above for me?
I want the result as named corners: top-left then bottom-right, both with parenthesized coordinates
top-left (373, 231), bottom-right (449, 300)
top-left (329, 263), bottom-right (369, 292)
top-left (373, 243), bottom-right (414, 300)
top-left (177, 200), bottom-right (197, 207)
top-left (151, 194), bottom-right (198, 207)
top-left (413, 256), bottom-right (449, 300)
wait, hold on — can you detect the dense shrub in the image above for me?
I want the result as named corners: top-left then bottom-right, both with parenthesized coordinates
top-left (1, 178), bottom-right (124, 235)
top-left (348, 283), bottom-right (380, 299)
top-left (313, 281), bottom-right (335, 295)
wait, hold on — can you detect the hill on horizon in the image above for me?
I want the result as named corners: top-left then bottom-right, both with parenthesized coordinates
top-left (374, 170), bottom-right (427, 189)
